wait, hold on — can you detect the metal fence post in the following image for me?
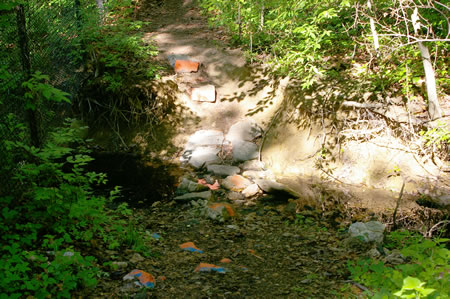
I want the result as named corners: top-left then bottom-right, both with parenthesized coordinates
top-left (16, 3), bottom-right (41, 148)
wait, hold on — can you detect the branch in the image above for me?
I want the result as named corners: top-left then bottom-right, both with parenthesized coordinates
top-left (392, 180), bottom-right (406, 230)
top-left (341, 101), bottom-right (384, 109)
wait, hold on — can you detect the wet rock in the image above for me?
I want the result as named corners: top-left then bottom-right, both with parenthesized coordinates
top-left (177, 177), bottom-right (209, 194)
top-left (231, 140), bottom-right (259, 162)
top-left (175, 60), bottom-right (200, 73)
top-left (130, 253), bottom-right (145, 264)
top-left (242, 183), bottom-right (260, 198)
top-left (207, 164), bottom-right (240, 176)
top-left (240, 160), bottom-right (265, 171)
top-left (349, 221), bottom-right (385, 244)
top-left (191, 84), bottom-right (216, 102)
top-left (226, 119), bottom-right (263, 143)
top-left (185, 147), bottom-right (221, 168)
top-left (222, 175), bottom-right (252, 191)
top-left (254, 179), bottom-right (300, 198)
top-left (185, 130), bottom-right (225, 151)
top-left (174, 191), bottom-right (213, 202)
top-left (227, 191), bottom-right (245, 201)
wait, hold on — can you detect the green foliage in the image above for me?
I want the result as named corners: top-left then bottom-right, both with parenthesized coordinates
top-left (22, 72), bottom-right (71, 110)
top-left (81, 0), bottom-right (159, 92)
top-left (420, 121), bottom-right (449, 149)
top-left (347, 230), bottom-right (449, 298)
top-left (199, 0), bottom-right (353, 88)
top-left (394, 277), bottom-right (436, 299)
top-left (0, 79), bottom-right (152, 296)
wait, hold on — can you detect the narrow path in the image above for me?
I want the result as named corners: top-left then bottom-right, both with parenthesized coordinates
top-left (92, 0), bottom-right (358, 297)
top-left (139, 0), bottom-right (285, 135)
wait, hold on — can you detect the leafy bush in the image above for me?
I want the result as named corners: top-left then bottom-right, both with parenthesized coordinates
top-left (0, 76), bottom-right (150, 297)
top-left (198, 0), bottom-right (354, 88)
top-left (347, 230), bottom-right (449, 298)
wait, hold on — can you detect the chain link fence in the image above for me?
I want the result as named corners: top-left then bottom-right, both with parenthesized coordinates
top-left (0, 0), bottom-right (87, 195)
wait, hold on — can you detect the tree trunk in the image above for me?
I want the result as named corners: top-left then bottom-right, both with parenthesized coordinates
top-left (367, 0), bottom-right (379, 53)
top-left (238, 2), bottom-right (241, 41)
top-left (260, 0), bottom-right (264, 31)
top-left (418, 41), bottom-right (443, 120)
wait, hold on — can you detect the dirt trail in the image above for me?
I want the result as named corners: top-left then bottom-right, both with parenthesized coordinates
top-left (139, 0), bottom-right (284, 135)
top-left (89, 0), bottom-right (365, 297)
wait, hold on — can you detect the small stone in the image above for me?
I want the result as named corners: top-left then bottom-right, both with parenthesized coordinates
top-left (174, 191), bottom-right (213, 202)
top-left (242, 184), bottom-right (260, 198)
top-left (222, 175), bottom-right (252, 191)
top-left (228, 191), bottom-right (245, 201)
top-left (130, 253), bottom-right (145, 264)
top-left (368, 248), bottom-right (381, 258)
top-left (349, 221), bottom-right (385, 244)
top-left (384, 250), bottom-right (406, 265)
top-left (207, 164), bottom-right (240, 176)
top-left (226, 225), bottom-right (238, 230)
top-left (191, 85), bottom-right (216, 102)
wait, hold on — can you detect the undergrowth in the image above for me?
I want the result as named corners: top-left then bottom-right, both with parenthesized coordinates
top-left (0, 76), bottom-right (151, 298)
top-left (79, 0), bottom-right (167, 126)
top-left (347, 230), bottom-right (449, 298)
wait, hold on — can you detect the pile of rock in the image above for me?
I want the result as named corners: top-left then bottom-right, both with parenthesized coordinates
top-left (175, 119), bottom-right (300, 216)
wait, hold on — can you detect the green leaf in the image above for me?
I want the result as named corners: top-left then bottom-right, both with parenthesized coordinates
top-left (402, 276), bottom-right (421, 290)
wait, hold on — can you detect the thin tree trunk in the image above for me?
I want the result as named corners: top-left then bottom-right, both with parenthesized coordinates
top-left (418, 41), bottom-right (443, 120)
top-left (367, 0), bottom-right (379, 53)
top-left (238, 2), bottom-right (241, 41)
top-left (16, 4), bottom-right (41, 148)
top-left (260, 0), bottom-right (264, 31)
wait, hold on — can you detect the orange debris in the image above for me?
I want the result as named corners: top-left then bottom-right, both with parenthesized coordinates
top-left (174, 60), bottom-right (199, 73)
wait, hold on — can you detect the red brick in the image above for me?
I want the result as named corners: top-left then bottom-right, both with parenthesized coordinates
top-left (174, 60), bottom-right (199, 73)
